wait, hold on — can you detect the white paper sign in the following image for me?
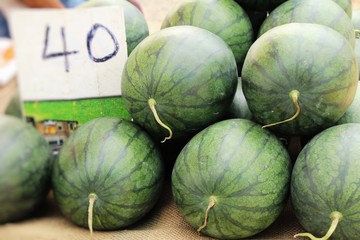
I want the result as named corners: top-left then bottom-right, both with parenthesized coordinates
top-left (9, 6), bottom-right (127, 101)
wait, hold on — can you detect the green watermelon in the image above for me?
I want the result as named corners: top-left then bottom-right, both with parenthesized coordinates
top-left (121, 26), bottom-right (238, 142)
top-left (337, 84), bottom-right (360, 124)
top-left (161, 0), bottom-right (253, 71)
top-left (241, 23), bottom-right (358, 136)
top-left (332, 0), bottom-right (352, 18)
top-left (78, 0), bottom-right (149, 55)
top-left (172, 119), bottom-right (292, 239)
top-left (258, 0), bottom-right (355, 48)
top-left (234, 0), bottom-right (287, 12)
top-left (291, 123), bottom-right (360, 239)
top-left (0, 115), bottom-right (53, 223)
top-left (51, 117), bottom-right (164, 233)
top-left (4, 90), bottom-right (23, 119)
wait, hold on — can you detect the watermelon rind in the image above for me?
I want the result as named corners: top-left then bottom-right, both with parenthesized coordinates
top-left (258, 0), bottom-right (355, 48)
top-left (52, 117), bottom-right (164, 230)
top-left (0, 115), bottom-right (53, 223)
top-left (241, 23), bottom-right (358, 136)
top-left (337, 84), bottom-right (360, 124)
top-left (291, 123), bottom-right (360, 239)
top-left (161, 0), bottom-right (253, 71)
top-left (121, 25), bottom-right (238, 141)
top-left (172, 119), bottom-right (292, 239)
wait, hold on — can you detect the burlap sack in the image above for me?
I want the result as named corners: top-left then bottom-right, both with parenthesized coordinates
top-left (0, 182), bottom-right (304, 240)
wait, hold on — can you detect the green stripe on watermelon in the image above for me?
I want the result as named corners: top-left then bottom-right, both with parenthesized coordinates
top-left (52, 117), bottom-right (164, 233)
top-left (258, 0), bottom-right (355, 48)
top-left (172, 119), bottom-right (291, 239)
top-left (121, 26), bottom-right (238, 142)
top-left (291, 123), bottom-right (360, 239)
top-left (241, 23), bottom-right (358, 136)
top-left (161, 0), bottom-right (253, 72)
top-left (0, 116), bottom-right (53, 223)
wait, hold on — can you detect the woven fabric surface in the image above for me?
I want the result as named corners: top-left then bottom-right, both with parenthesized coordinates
top-left (0, 182), bottom-right (304, 240)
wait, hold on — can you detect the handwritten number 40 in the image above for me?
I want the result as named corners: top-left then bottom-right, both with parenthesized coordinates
top-left (42, 23), bottom-right (120, 72)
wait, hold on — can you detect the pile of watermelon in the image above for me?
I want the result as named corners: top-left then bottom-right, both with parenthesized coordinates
top-left (2, 0), bottom-right (360, 239)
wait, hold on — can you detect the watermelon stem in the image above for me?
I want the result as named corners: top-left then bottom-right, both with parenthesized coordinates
top-left (262, 90), bottom-right (300, 129)
top-left (197, 196), bottom-right (216, 233)
top-left (294, 211), bottom-right (343, 240)
top-left (88, 193), bottom-right (97, 240)
top-left (148, 98), bottom-right (173, 143)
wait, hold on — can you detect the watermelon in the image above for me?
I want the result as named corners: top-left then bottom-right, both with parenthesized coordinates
top-left (0, 115), bottom-right (53, 223)
top-left (241, 23), bottom-right (358, 136)
top-left (51, 117), bottom-right (164, 233)
top-left (332, 0), bottom-right (352, 17)
top-left (172, 119), bottom-right (292, 239)
top-left (291, 123), bottom-right (360, 239)
top-left (337, 84), bottom-right (360, 124)
top-left (161, 0), bottom-right (253, 71)
top-left (5, 91), bottom-right (23, 119)
top-left (121, 26), bottom-right (238, 142)
top-left (258, 0), bottom-right (355, 48)
top-left (234, 0), bottom-right (287, 12)
top-left (78, 0), bottom-right (149, 55)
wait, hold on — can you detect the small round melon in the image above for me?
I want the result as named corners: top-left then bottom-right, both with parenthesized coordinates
top-left (0, 115), bottom-right (53, 223)
top-left (52, 117), bottom-right (164, 230)
top-left (172, 119), bottom-right (292, 239)
top-left (242, 23), bottom-right (358, 136)
top-left (291, 123), bottom-right (360, 239)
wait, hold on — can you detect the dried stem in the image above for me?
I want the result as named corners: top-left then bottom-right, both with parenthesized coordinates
top-left (197, 196), bottom-right (216, 233)
top-left (294, 211), bottom-right (343, 240)
top-left (88, 193), bottom-right (97, 240)
top-left (262, 90), bottom-right (300, 129)
top-left (148, 98), bottom-right (173, 143)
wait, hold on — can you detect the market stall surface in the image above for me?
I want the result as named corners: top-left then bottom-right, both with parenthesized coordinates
top-left (1, 0), bottom-right (360, 239)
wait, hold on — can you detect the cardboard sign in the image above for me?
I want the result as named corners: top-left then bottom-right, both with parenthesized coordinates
top-left (10, 6), bottom-right (127, 100)
top-left (8, 7), bottom-right (131, 152)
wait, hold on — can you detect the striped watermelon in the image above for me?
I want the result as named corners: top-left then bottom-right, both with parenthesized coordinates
top-left (172, 119), bottom-right (292, 239)
top-left (291, 123), bottom-right (360, 239)
top-left (337, 84), bottom-right (360, 124)
top-left (78, 0), bottom-right (149, 55)
top-left (241, 23), bottom-right (358, 136)
top-left (51, 117), bottom-right (164, 232)
top-left (234, 0), bottom-right (287, 11)
top-left (161, 0), bottom-right (253, 71)
top-left (121, 26), bottom-right (238, 142)
top-left (332, 0), bottom-right (352, 17)
top-left (258, 0), bottom-right (355, 48)
top-left (0, 115), bottom-right (53, 223)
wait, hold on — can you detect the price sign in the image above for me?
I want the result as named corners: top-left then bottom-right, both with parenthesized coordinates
top-left (9, 6), bottom-right (127, 101)
top-left (8, 7), bottom-right (130, 153)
